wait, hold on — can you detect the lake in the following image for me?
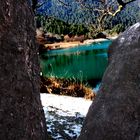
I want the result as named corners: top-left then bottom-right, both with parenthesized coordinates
top-left (40, 40), bottom-right (112, 85)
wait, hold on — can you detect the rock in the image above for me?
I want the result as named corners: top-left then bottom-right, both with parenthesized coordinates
top-left (36, 27), bottom-right (44, 37)
top-left (45, 33), bottom-right (63, 43)
top-left (54, 34), bottom-right (62, 40)
top-left (94, 32), bottom-right (106, 39)
top-left (0, 1), bottom-right (47, 139)
top-left (78, 22), bottom-right (140, 140)
top-left (37, 36), bottom-right (48, 45)
top-left (64, 35), bottom-right (85, 42)
top-left (73, 35), bottom-right (85, 42)
top-left (64, 35), bottom-right (73, 42)
top-left (36, 28), bottom-right (48, 46)
top-left (45, 32), bottom-right (54, 38)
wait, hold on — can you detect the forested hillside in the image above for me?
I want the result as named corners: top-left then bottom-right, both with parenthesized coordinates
top-left (36, 0), bottom-right (140, 34)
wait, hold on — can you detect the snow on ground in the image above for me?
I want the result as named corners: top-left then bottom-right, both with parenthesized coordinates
top-left (41, 93), bottom-right (92, 140)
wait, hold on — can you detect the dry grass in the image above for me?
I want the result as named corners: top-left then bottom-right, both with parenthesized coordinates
top-left (40, 76), bottom-right (95, 100)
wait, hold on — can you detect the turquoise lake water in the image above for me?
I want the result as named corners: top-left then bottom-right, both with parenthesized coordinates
top-left (40, 40), bottom-right (112, 84)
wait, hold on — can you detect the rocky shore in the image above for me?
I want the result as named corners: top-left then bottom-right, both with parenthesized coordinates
top-left (43, 36), bottom-right (118, 50)
top-left (36, 28), bottom-right (118, 51)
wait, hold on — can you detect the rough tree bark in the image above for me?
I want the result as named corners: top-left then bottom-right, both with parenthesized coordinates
top-left (0, 0), bottom-right (47, 139)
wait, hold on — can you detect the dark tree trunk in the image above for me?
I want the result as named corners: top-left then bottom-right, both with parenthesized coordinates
top-left (0, 0), bottom-right (47, 139)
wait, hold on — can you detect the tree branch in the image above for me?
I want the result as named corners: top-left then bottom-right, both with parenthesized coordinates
top-left (108, 5), bottom-right (123, 16)
top-left (108, 0), bottom-right (136, 16)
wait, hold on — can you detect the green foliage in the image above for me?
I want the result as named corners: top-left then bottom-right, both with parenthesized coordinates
top-left (36, 15), bottom-right (89, 35)
top-left (69, 24), bottom-right (88, 35)
top-left (110, 24), bottom-right (125, 34)
top-left (37, 0), bottom-right (140, 32)
top-left (36, 0), bottom-right (140, 36)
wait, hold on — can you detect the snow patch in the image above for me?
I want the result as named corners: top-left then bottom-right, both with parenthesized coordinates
top-left (129, 23), bottom-right (140, 30)
top-left (41, 93), bottom-right (92, 139)
top-left (119, 37), bottom-right (125, 43)
top-left (41, 94), bottom-right (92, 116)
top-left (138, 0), bottom-right (140, 7)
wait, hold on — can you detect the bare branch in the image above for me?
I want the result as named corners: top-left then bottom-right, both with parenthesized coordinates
top-left (108, 0), bottom-right (136, 16)
top-left (108, 5), bottom-right (123, 16)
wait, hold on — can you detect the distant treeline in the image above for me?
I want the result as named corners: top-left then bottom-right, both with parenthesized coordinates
top-left (36, 0), bottom-right (140, 36)
top-left (36, 15), bottom-right (89, 36)
top-left (36, 14), bottom-right (136, 37)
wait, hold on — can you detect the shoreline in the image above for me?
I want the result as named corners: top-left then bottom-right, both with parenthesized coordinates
top-left (44, 36), bottom-right (118, 50)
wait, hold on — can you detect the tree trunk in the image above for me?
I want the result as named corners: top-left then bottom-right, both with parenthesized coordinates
top-left (0, 0), bottom-right (47, 139)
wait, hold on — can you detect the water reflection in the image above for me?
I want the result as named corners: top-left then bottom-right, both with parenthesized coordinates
top-left (40, 40), bottom-right (112, 86)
